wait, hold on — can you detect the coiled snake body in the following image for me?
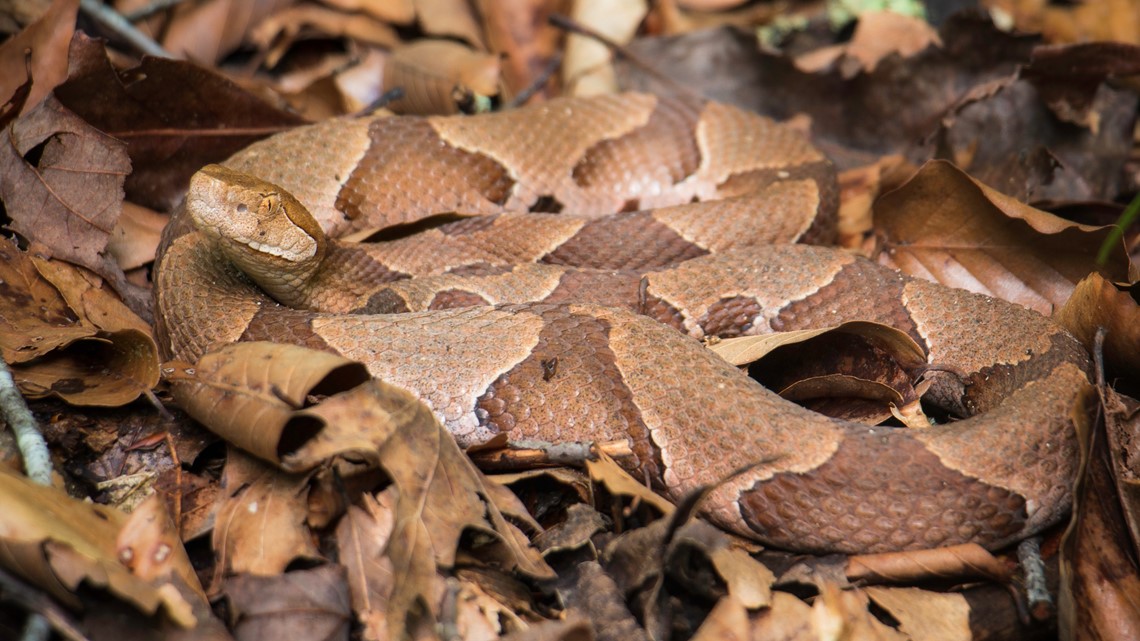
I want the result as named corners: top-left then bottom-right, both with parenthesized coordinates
top-left (154, 93), bottom-right (1093, 554)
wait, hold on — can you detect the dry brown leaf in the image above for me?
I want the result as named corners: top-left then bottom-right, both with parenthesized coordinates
top-left (864, 586), bottom-right (971, 641)
top-left (846, 543), bottom-right (1011, 585)
top-left (562, 0), bottom-right (648, 96)
top-left (413, 0), bottom-right (485, 49)
top-left (0, 0), bottom-right (76, 114)
top-left (708, 544), bottom-right (774, 609)
top-left (0, 93), bottom-right (147, 311)
top-left (795, 12), bottom-right (941, 77)
top-left (1054, 273), bottom-right (1140, 381)
top-left (160, 0), bottom-right (290, 64)
top-left (323, 0), bottom-right (415, 23)
top-left (1059, 388), bottom-right (1140, 641)
top-left (337, 490), bottom-right (403, 641)
top-left (225, 564), bottom-right (352, 640)
top-left (175, 342), bottom-right (552, 638)
top-left (1103, 389), bottom-right (1140, 560)
top-left (107, 202), bottom-right (167, 272)
top-left (874, 160), bottom-right (1132, 314)
top-left (250, 4), bottom-right (401, 68)
top-left (116, 494), bottom-right (206, 602)
top-left (585, 449), bottom-right (675, 516)
top-left (166, 342), bottom-right (370, 464)
top-left (0, 241), bottom-right (158, 405)
top-left (383, 39), bottom-right (502, 114)
top-left (476, 0), bottom-right (562, 98)
top-left (812, 584), bottom-right (908, 640)
top-left (0, 466), bottom-right (196, 626)
top-left (748, 591), bottom-right (816, 641)
top-left (691, 595), bottom-right (749, 641)
top-left (711, 322), bottom-right (929, 425)
top-left (985, 0), bottom-right (1140, 46)
top-left (709, 321), bottom-right (925, 369)
top-left (211, 450), bottom-right (321, 576)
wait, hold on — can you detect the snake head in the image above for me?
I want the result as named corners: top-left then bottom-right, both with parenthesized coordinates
top-left (186, 164), bottom-right (328, 306)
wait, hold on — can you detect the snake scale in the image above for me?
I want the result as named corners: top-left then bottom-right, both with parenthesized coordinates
top-left (154, 92), bottom-right (1093, 554)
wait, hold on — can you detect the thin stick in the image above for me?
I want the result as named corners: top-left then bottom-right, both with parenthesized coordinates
top-left (79, 0), bottom-right (171, 58)
top-left (123, 0), bottom-right (188, 22)
top-left (0, 356), bottom-right (52, 486)
top-left (1017, 537), bottom-right (1052, 621)
top-left (506, 51), bottom-right (563, 109)
top-left (547, 12), bottom-right (704, 102)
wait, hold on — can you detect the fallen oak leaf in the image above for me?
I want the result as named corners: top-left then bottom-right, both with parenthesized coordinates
top-left (1054, 272), bottom-right (1140, 381)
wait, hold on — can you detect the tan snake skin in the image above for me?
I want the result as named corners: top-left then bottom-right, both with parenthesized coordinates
top-left (154, 93), bottom-right (1093, 554)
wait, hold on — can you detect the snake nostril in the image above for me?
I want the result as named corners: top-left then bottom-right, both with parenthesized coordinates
top-left (237, 204), bottom-right (248, 213)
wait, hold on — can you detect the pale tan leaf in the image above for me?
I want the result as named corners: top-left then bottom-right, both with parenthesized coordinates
top-left (585, 450), bottom-right (675, 516)
top-left (383, 39), bottom-right (501, 114)
top-left (562, 0), bottom-right (648, 96)
top-left (874, 160), bottom-right (1132, 314)
top-left (708, 321), bottom-right (925, 368)
top-left (865, 587), bottom-right (972, 641)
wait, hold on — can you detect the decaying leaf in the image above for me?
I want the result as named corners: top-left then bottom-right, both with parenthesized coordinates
top-left (0, 466), bottom-right (198, 626)
top-left (874, 160), bottom-right (1132, 314)
top-left (225, 564), bottom-right (352, 640)
top-left (865, 586), bottom-right (972, 641)
top-left (794, 11), bottom-right (941, 77)
top-left (585, 449), bottom-right (675, 518)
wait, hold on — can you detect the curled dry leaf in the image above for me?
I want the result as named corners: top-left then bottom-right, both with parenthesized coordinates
top-left (1054, 273), bottom-right (1140, 380)
top-left (690, 595), bottom-right (749, 641)
top-left (249, 4), bottom-right (401, 68)
top-left (846, 543), bottom-right (1011, 585)
top-left (107, 202), bottom-right (168, 272)
top-left (383, 39), bottom-right (502, 114)
top-left (710, 321), bottom-right (929, 426)
top-left (747, 591), bottom-right (816, 641)
top-left (0, 240), bottom-right (158, 405)
top-left (1102, 389), bottom-right (1140, 558)
top-left (0, 466), bottom-right (197, 626)
top-left (165, 341), bottom-right (370, 464)
top-left (874, 160), bottom-right (1132, 314)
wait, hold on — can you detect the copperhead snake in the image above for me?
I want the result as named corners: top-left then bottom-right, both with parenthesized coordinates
top-left (153, 92), bottom-right (1093, 554)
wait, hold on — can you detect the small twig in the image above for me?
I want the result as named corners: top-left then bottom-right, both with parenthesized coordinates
top-left (0, 565), bottom-right (91, 641)
top-left (164, 431), bottom-right (183, 537)
top-left (506, 51), bottom-right (563, 109)
top-left (20, 614), bottom-right (50, 641)
top-left (123, 0), bottom-right (188, 22)
top-left (547, 13), bottom-right (705, 103)
top-left (0, 356), bottom-right (52, 486)
top-left (79, 0), bottom-right (171, 59)
top-left (1017, 537), bottom-right (1052, 621)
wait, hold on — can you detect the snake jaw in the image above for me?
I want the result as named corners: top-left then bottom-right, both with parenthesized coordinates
top-left (187, 164), bottom-right (328, 307)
